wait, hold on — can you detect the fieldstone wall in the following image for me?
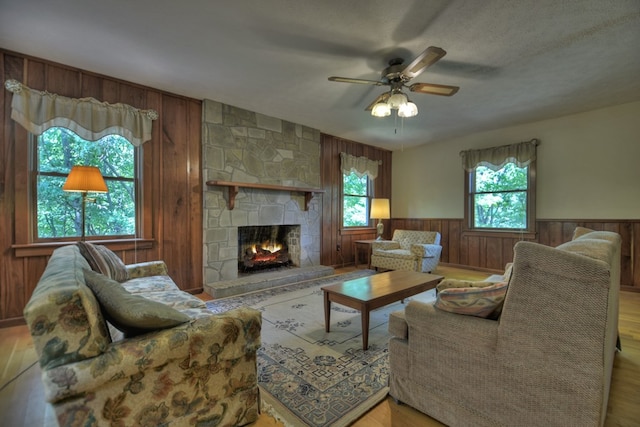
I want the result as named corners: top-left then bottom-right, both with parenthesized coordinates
top-left (202, 99), bottom-right (322, 285)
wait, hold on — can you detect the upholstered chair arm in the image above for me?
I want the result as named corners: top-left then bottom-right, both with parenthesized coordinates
top-left (125, 260), bottom-right (169, 278)
top-left (41, 306), bottom-right (261, 403)
top-left (410, 243), bottom-right (442, 258)
top-left (372, 241), bottom-right (401, 251)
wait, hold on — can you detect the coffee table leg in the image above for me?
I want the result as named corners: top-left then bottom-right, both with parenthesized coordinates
top-left (361, 307), bottom-right (370, 350)
top-left (324, 290), bottom-right (331, 332)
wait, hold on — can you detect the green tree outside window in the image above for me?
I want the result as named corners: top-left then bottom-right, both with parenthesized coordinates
top-left (35, 127), bottom-right (137, 239)
top-left (471, 163), bottom-right (528, 229)
top-left (343, 172), bottom-right (370, 227)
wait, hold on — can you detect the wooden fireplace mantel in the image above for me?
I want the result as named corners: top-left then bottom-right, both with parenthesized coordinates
top-left (206, 180), bottom-right (325, 211)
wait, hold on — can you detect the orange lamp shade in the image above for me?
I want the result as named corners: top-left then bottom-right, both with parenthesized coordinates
top-left (63, 166), bottom-right (108, 193)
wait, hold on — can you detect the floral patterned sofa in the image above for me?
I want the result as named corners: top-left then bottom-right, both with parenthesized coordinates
top-left (24, 244), bottom-right (261, 427)
top-left (370, 229), bottom-right (442, 273)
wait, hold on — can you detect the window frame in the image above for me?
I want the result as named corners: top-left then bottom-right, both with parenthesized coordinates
top-left (463, 159), bottom-right (537, 238)
top-left (28, 128), bottom-right (143, 243)
top-left (341, 171), bottom-right (375, 229)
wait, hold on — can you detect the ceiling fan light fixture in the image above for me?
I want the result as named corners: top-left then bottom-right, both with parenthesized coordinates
top-left (371, 101), bottom-right (391, 117)
top-left (398, 101), bottom-right (418, 118)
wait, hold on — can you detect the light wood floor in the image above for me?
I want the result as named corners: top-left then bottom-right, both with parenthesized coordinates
top-left (1, 265), bottom-right (639, 426)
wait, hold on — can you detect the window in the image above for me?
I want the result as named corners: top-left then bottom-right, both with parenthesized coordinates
top-left (462, 140), bottom-right (538, 235)
top-left (342, 172), bottom-right (373, 227)
top-left (33, 127), bottom-right (138, 240)
top-left (468, 163), bottom-right (529, 229)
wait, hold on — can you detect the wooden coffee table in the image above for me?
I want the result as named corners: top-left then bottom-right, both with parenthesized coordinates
top-left (321, 270), bottom-right (443, 350)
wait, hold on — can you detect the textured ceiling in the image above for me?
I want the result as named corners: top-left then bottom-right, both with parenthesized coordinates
top-left (1, 0), bottom-right (639, 151)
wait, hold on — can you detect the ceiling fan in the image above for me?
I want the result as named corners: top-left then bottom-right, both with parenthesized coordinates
top-left (328, 46), bottom-right (459, 117)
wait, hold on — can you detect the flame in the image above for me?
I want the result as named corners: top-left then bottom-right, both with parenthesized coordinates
top-left (251, 242), bottom-right (282, 254)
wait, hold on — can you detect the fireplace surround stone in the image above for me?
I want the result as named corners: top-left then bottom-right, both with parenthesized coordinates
top-left (202, 99), bottom-right (323, 296)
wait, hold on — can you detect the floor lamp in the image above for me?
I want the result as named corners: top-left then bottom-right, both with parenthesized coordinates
top-left (370, 198), bottom-right (390, 240)
top-left (63, 166), bottom-right (108, 241)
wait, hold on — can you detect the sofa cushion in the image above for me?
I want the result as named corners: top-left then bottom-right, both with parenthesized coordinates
top-left (83, 269), bottom-right (190, 337)
top-left (435, 281), bottom-right (508, 318)
top-left (77, 242), bottom-right (128, 282)
top-left (122, 275), bottom-right (180, 294)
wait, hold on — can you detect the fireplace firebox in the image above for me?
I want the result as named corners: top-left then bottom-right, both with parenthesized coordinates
top-left (238, 225), bottom-right (300, 274)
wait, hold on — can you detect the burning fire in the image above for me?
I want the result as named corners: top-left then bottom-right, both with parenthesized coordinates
top-left (251, 243), bottom-right (282, 254)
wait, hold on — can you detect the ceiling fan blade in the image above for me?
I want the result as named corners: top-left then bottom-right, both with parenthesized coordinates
top-left (409, 82), bottom-right (459, 96)
top-left (328, 76), bottom-right (387, 86)
top-left (401, 46), bottom-right (447, 79)
top-left (365, 92), bottom-right (391, 111)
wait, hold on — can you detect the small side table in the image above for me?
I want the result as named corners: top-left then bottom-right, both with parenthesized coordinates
top-left (353, 239), bottom-right (379, 269)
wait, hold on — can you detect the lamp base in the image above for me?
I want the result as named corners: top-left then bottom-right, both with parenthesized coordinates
top-left (376, 220), bottom-right (384, 240)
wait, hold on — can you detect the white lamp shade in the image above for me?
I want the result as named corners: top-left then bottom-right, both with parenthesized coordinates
top-left (370, 198), bottom-right (390, 219)
top-left (398, 101), bottom-right (418, 117)
top-left (387, 92), bottom-right (408, 109)
top-left (371, 101), bottom-right (391, 117)
top-left (63, 166), bottom-right (108, 193)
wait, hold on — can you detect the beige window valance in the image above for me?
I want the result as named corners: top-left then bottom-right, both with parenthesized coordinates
top-left (340, 152), bottom-right (381, 179)
top-left (460, 138), bottom-right (539, 172)
top-left (4, 79), bottom-right (158, 146)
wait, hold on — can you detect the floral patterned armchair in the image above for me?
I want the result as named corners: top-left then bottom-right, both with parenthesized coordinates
top-left (370, 229), bottom-right (442, 273)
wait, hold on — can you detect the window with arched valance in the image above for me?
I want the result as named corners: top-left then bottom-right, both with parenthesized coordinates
top-left (340, 152), bottom-right (382, 228)
top-left (460, 139), bottom-right (539, 237)
top-left (4, 79), bottom-right (158, 242)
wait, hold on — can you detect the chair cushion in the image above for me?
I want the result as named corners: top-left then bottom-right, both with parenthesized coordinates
top-left (435, 281), bottom-right (508, 319)
top-left (77, 242), bottom-right (128, 282)
top-left (373, 249), bottom-right (414, 260)
top-left (83, 269), bottom-right (190, 337)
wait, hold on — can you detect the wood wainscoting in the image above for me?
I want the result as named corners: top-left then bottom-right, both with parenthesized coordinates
top-left (386, 218), bottom-right (640, 292)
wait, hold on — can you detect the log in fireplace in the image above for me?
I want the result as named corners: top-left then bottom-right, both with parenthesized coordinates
top-left (238, 225), bottom-right (300, 274)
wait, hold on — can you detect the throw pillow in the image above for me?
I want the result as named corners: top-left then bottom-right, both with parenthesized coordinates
top-left (436, 278), bottom-right (495, 293)
top-left (435, 281), bottom-right (508, 319)
top-left (572, 226), bottom-right (594, 239)
top-left (77, 242), bottom-right (129, 282)
top-left (83, 269), bottom-right (190, 337)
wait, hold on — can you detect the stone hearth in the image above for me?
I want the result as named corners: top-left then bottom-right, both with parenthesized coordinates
top-left (204, 265), bottom-right (335, 298)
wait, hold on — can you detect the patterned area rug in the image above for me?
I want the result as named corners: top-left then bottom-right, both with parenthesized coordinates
top-left (206, 270), bottom-right (436, 427)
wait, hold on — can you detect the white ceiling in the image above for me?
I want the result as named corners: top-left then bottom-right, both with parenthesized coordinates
top-left (1, 0), bottom-right (639, 151)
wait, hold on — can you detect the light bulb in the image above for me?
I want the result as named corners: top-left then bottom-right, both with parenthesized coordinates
top-left (371, 102), bottom-right (391, 117)
top-left (398, 101), bottom-right (418, 118)
top-left (387, 92), bottom-right (408, 109)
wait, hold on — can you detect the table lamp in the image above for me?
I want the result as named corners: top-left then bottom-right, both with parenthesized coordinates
top-left (63, 165), bottom-right (108, 241)
top-left (370, 198), bottom-right (390, 240)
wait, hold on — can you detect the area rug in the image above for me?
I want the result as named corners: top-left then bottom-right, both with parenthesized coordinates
top-left (206, 270), bottom-right (436, 427)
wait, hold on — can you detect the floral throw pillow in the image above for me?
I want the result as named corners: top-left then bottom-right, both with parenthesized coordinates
top-left (435, 281), bottom-right (508, 319)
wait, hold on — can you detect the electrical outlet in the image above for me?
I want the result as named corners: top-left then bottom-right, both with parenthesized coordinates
top-left (336, 243), bottom-right (341, 252)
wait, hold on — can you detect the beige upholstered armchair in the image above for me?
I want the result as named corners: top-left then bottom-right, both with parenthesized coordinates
top-left (387, 228), bottom-right (621, 426)
top-left (370, 229), bottom-right (442, 273)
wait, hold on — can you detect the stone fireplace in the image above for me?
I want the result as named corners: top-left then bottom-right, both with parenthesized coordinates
top-left (202, 99), bottom-right (322, 290)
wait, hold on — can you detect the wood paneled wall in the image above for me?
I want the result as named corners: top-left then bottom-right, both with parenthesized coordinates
top-left (389, 218), bottom-right (640, 292)
top-left (320, 134), bottom-right (392, 268)
top-left (0, 50), bottom-right (203, 327)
